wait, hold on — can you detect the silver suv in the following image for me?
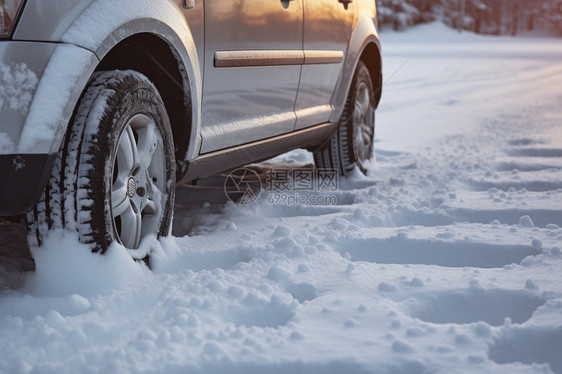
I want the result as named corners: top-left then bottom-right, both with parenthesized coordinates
top-left (0, 0), bottom-right (382, 258)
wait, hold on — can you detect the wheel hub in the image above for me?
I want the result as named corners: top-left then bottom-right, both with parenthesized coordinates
top-left (110, 114), bottom-right (166, 249)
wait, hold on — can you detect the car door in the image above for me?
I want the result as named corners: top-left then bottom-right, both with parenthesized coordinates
top-left (200, 0), bottom-right (304, 154)
top-left (294, 0), bottom-right (355, 130)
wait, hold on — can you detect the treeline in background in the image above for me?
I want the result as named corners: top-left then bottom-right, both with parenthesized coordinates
top-left (377, 0), bottom-right (562, 35)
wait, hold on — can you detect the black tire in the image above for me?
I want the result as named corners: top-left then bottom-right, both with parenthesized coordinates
top-left (27, 70), bottom-right (176, 258)
top-left (314, 60), bottom-right (376, 176)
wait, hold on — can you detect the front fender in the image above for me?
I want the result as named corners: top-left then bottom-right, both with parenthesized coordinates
top-left (20, 0), bottom-right (202, 159)
top-left (18, 43), bottom-right (99, 153)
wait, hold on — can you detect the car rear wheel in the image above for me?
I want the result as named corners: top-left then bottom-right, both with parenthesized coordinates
top-left (27, 70), bottom-right (175, 259)
top-left (314, 60), bottom-right (376, 176)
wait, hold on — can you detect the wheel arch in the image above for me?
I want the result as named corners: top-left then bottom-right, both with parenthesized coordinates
top-left (40, 1), bottom-right (204, 171)
top-left (23, 6), bottom-right (203, 179)
top-left (96, 33), bottom-right (194, 177)
top-left (61, 8), bottom-right (204, 172)
top-left (330, 14), bottom-right (382, 123)
top-left (359, 42), bottom-right (383, 109)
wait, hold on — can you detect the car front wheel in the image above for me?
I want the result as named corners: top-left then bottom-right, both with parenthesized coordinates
top-left (27, 70), bottom-right (175, 259)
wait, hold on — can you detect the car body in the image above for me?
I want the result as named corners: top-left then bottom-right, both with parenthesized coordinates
top-left (0, 0), bottom-right (382, 255)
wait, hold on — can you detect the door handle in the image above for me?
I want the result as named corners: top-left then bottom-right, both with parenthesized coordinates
top-left (281, 0), bottom-right (294, 9)
top-left (338, 0), bottom-right (353, 10)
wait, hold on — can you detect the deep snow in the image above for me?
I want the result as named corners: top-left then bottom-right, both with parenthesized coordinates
top-left (1, 22), bottom-right (562, 374)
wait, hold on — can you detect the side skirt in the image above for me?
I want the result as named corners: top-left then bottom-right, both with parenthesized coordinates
top-left (179, 122), bottom-right (337, 183)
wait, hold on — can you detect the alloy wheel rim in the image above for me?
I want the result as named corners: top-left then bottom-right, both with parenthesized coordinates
top-left (110, 114), bottom-right (166, 249)
top-left (352, 81), bottom-right (375, 169)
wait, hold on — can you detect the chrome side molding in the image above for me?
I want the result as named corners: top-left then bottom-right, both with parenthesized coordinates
top-left (214, 50), bottom-right (343, 68)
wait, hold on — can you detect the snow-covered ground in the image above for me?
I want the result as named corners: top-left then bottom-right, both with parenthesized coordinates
top-left (1, 22), bottom-right (562, 373)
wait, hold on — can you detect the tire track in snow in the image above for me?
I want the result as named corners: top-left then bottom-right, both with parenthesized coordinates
top-left (344, 108), bottom-right (562, 372)
top-left (335, 234), bottom-right (542, 268)
top-left (407, 288), bottom-right (547, 326)
top-left (249, 114), bottom-right (560, 374)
